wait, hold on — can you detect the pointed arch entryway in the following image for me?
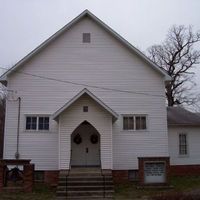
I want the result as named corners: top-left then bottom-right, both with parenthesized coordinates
top-left (71, 120), bottom-right (100, 167)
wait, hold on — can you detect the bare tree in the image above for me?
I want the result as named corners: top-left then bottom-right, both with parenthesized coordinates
top-left (147, 25), bottom-right (200, 107)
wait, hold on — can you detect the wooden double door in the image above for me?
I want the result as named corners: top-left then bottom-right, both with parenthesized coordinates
top-left (71, 130), bottom-right (100, 167)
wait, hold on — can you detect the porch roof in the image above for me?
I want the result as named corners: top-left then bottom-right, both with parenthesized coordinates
top-left (52, 88), bottom-right (118, 121)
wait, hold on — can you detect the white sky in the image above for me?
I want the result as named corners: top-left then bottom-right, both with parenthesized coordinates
top-left (0, 0), bottom-right (200, 89)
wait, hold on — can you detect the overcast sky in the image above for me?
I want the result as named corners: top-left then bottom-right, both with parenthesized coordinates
top-left (1, 0), bottom-right (200, 88)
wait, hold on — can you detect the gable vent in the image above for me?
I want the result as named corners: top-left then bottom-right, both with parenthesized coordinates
top-left (82, 33), bottom-right (91, 43)
top-left (83, 106), bottom-right (88, 112)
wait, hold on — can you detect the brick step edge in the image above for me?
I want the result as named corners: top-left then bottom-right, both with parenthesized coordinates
top-left (57, 186), bottom-right (114, 191)
top-left (58, 185), bottom-right (114, 188)
top-left (56, 190), bottom-right (114, 196)
top-left (66, 177), bottom-right (113, 181)
top-left (65, 198), bottom-right (113, 200)
top-left (56, 197), bottom-right (113, 200)
top-left (58, 181), bottom-right (113, 185)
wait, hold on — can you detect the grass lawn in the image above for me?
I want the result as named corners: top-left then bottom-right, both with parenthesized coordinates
top-left (115, 176), bottom-right (200, 199)
top-left (0, 184), bottom-right (56, 200)
top-left (0, 176), bottom-right (200, 200)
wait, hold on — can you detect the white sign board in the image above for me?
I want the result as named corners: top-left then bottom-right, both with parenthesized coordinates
top-left (144, 162), bottom-right (166, 183)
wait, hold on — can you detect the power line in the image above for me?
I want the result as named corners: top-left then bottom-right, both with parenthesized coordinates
top-left (0, 66), bottom-right (165, 97)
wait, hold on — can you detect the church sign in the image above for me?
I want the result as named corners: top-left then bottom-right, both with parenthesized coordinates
top-left (138, 157), bottom-right (170, 185)
top-left (144, 162), bottom-right (166, 183)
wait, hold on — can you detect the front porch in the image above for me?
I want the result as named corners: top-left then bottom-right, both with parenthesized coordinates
top-left (52, 89), bottom-right (118, 199)
top-left (52, 88), bottom-right (118, 171)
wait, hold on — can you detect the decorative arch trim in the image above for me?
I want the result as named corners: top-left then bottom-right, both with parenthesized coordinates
top-left (71, 120), bottom-right (101, 136)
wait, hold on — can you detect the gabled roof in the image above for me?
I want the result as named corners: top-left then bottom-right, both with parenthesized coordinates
top-left (0, 10), bottom-right (171, 82)
top-left (52, 88), bottom-right (118, 121)
top-left (167, 106), bottom-right (200, 126)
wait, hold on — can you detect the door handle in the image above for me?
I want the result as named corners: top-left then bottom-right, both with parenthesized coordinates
top-left (86, 148), bottom-right (88, 153)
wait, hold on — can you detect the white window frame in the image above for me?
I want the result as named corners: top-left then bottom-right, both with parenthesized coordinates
top-left (178, 133), bottom-right (189, 157)
top-left (25, 116), bottom-right (37, 131)
top-left (122, 114), bottom-right (148, 131)
top-left (25, 115), bottom-right (50, 132)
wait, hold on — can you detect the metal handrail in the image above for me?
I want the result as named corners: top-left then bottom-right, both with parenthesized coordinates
top-left (66, 149), bottom-right (72, 197)
top-left (99, 149), bottom-right (106, 198)
top-left (68, 149), bottom-right (72, 175)
top-left (103, 173), bottom-right (106, 198)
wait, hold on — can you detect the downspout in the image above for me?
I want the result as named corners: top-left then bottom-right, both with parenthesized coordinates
top-left (15, 97), bottom-right (21, 159)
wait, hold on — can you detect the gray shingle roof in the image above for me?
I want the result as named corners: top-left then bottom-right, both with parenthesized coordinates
top-left (167, 107), bottom-right (200, 126)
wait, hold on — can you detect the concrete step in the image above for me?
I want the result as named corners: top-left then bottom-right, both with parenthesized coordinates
top-left (58, 176), bottom-right (67, 181)
top-left (60, 181), bottom-right (113, 186)
top-left (59, 174), bottom-right (112, 179)
top-left (56, 190), bottom-right (67, 196)
top-left (70, 167), bottom-right (101, 173)
top-left (68, 175), bottom-right (112, 178)
top-left (57, 186), bottom-right (67, 191)
top-left (56, 197), bottom-right (113, 200)
top-left (57, 185), bottom-right (114, 191)
top-left (56, 169), bottom-right (114, 199)
top-left (69, 172), bottom-right (111, 176)
top-left (67, 177), bottom-right (112, 182)
top-left (56, 190), bottom-right (114, 196)
top-left (66, 190), bottom-right (114, 197)
top-left (66, 197), bottom-right (113, 200)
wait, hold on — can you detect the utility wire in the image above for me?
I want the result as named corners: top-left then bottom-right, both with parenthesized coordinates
top-left (0, 66), bottom-right (165, 97)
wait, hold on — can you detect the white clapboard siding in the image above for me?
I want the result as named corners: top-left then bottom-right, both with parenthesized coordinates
top-left (4, 100), bottom-right (19, 160)
top-left (169, 127), bottom-right (200, 165)
top-left (4, 99), bottom-right (58, 170)
top-left (4, 16), bottom-right (168, 170)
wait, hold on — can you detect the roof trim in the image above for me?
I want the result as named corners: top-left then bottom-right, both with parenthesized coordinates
top-left (168, 123), bottom-right (200, 126)
top-left (0, 9), bottom-right (171, 82)
top-left (52, 88), bottom-right (118, 121)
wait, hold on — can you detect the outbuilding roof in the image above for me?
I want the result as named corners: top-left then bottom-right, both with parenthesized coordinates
top-left (167, 106), bottom-right (200, 126)
top-left (0, 10), bottom-right (171, 82)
